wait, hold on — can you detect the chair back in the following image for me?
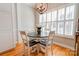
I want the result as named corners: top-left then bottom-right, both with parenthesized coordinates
top-left (20, 31), bottom-right (29, 45)
top-left (48, 31), bottom-right (55, 40)
top-left (45, 31), bottom-right (55, 46)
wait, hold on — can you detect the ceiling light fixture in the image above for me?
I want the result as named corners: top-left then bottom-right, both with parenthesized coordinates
top-left (35, 3), bottom-right (48, 14)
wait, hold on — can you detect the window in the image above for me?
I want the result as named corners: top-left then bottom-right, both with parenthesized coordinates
top-left (47, 12), bottom-right (51, 21)
top-left (51, 22), bottom-right (57, 32)
top-left (52, 11), bottom-right (57, 21)
top-left (42, 13), bottom-right (46, 22)
top-left (39, 5), bottom-right (75, 36)
top-left (65, 21), bottom-right (73, 35)
top-left (58, 8), bottom-right (65, 20)
top-left (66, 5), bottom-right (74, 20)
top-left (39, 15), bottom-right (43, 23)
top-left (65, 5), bottom-right (74, 35)
top-left (58, 22), bottom-right (64, 34)
top-left (51, 11), bottom-right (57, 32)
top-left (57, 8), bottom-right (65, 34)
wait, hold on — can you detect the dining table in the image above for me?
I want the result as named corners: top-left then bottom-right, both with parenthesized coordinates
top-left (27, 31), bottom-right (49, 54)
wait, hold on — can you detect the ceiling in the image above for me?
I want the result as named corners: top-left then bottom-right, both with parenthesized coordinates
top-left (25, 3), bottom-right (74, 11)
top-left (26, 3), bottom-right (69, 8)
top-left (25, 3), bottom-right (35, 8)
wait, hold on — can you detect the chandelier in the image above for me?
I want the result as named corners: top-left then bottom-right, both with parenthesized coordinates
top-left (35, 3), bottom-right (48, 14)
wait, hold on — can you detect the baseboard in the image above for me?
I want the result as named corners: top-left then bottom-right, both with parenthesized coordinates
top-left (0, 48), bottom-right (15, 55)
top-left (53, 41), bottom-right (75, 51)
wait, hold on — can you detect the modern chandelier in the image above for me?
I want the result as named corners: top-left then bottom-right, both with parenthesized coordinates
top-left (35, 3), bottom-right (48, 14)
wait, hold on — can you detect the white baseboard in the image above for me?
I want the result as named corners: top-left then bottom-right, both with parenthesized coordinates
top-left (53, 41), bottom-right (75, 51)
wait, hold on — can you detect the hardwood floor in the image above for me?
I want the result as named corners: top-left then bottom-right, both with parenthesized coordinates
top-left (0, 43), bottom-right (75, 56)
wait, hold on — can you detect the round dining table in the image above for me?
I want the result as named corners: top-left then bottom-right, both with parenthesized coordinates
top-left (27, 31), bottom-right (49, 54)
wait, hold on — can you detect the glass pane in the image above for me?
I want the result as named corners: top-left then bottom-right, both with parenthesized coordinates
top-left (58, 22), bottom-right (64, 34)
top-left (46, 22), bottom-right (51, 30)
top-left (66, 5), bottom-right (74, 20)
top-left (65, 21), bottom-right (73, 35)
top-left (51, 22), bottom-right (57, 32)
top-left (47, 12), bottom-right (51, 21)
top-left (41, 22), bottom-right (46, 32)
top-left (52, 11), bottom-right (57, 21)
top-left (42, 22), bottom-right (46, 27)
top-left (70, 5), bottom-right (74, 19)
top-left (58, 8), bottom-right (65, 20)
top-left (42, 13), bottom-right (46, 22)
top-left (39, 15), bottom-right (43, 23)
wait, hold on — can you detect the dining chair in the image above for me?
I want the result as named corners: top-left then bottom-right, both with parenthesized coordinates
top-left (39, 31), bottom-right (55, 56)
top-left (20, 31), bottom-right (37, 56)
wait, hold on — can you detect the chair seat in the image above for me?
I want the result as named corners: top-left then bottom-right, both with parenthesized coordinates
top-left (40, 39), bottom-right (52, 46)
top-left (24, 40), bottom-right (38, 47)
top-left (29, 40), bottom-right (38, 47)
top-left (39, 39), bottom-right (47, 46)
top-left (40, 42), bottom-right (46, 46)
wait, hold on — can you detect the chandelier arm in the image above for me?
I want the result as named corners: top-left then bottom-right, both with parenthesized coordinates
top-left (35, 3), bottom-right (48, 14)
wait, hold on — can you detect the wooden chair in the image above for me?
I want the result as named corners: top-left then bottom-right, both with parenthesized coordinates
top-left (39, 31), bottom-right (55, 56)
top-left (20, 31), bottom-right (37, 56)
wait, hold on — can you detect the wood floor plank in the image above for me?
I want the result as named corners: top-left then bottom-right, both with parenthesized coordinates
top-left (0, 43), bottom-right (75, 56)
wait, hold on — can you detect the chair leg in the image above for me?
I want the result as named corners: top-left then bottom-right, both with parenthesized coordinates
top-left (23, 45), bottom-right (26, 56)
top-left (49, 46), bottom-right (53, 56)
top-left (28, 48), bottom-right (30, 56)
top-left (51, 45), bottom-right (53, 56)
top-left (45, 47), bottom-right (47, 56)
top-left (37, 44), bottom-right (39, 55)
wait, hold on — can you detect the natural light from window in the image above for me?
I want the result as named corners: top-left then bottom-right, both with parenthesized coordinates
top-left (39, 5), bottom-right (75, 36)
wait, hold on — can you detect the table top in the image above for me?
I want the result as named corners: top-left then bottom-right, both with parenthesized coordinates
top-left (28, 31), bottom-right (49, 38)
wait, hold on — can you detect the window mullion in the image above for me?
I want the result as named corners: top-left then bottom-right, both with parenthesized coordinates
top-left (56, 9), bottom-right (58, 34)
top-left (46, 12), bottom-right (47, 30)
top-left (50, 12), bottom-right (52, 31)
top-left (42, 14), bottom-right (43, 31)
top-left (64, 7), bottom-right (66, 35)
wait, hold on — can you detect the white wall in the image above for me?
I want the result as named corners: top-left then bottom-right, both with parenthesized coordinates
top-left (17, 3), bottom-right (35, 42)
top-left (21, 4), bottom-right (35, 32)
top-left (53, 36), bottom-right (75, 50)
top-left (0, 3), bottom-right (35, 52)
top-left (0, 3), bottom-right (16, 52)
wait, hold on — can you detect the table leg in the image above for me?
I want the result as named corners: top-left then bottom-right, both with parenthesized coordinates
top-left (37, 43), bottom-right (39, 55)
top-left (37, 38), bottom-right (41, 55)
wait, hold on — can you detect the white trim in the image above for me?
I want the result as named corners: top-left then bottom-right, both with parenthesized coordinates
top-left (11, 3), bottom-right (17, 47)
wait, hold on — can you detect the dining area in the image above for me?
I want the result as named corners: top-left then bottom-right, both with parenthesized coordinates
top-left (0, 1), bottom-right (79, 59)
top-left (0, 3), bottom-right (77, 56)
top-left (20, 27), bottom-right (55, 56)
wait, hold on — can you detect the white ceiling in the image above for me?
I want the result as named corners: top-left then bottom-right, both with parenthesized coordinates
top-left (26, 3), bottom-right (69, 8)
top-left (25, 3), bottom-right (74, 11)
top-left (25, 3), bottom-right (35, 8)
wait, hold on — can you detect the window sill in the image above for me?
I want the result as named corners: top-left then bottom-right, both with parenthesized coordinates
top-left (55, 33), bottom-right (75, 40)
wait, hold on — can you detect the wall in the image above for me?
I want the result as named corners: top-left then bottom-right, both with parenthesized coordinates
top-left (17, 3), bottom-right (35, 42)
top-left (0, 3), bottom-right (16, 52)
top-left (53, 35), bottom-right (75, 50)
top-left (0, 3), bottom-right (35, 52)
top-left (35, 4), bottom-right (79, 50)
top-left (21, 4), bottom-right (35, 32)
top-left (16, 3), bottom-right (22, 43)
